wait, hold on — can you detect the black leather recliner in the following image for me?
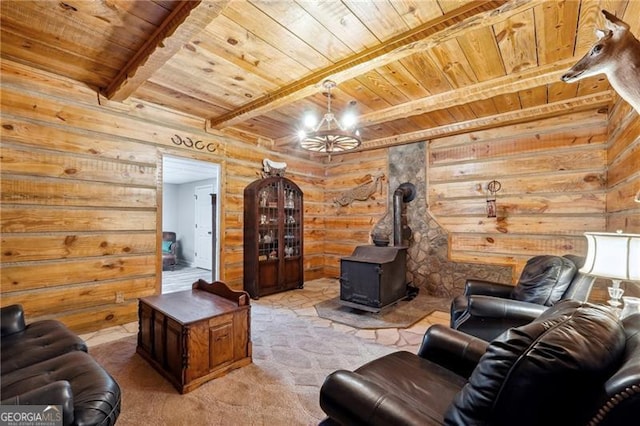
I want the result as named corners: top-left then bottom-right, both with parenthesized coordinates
top-left (449, 254), bottom-right (595, 341)
top-left (319, 300), bottom-right (640, 425)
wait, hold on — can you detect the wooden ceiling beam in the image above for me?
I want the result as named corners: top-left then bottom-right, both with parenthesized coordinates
top-left (359, 57), bottom-right (581, 126)
top-left (359, 92), bottom-right (613, 150)
top-left (103, 0), bottom-right (229, 101)
top-left (207, 0), bottom-right (546, 131)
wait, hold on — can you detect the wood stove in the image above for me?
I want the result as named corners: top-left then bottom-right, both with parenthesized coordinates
top-left (339, 245), bottom-right (408, 312)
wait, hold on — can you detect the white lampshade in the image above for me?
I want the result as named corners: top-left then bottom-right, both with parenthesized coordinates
top-left (580, 232), bottom-right (640, 281)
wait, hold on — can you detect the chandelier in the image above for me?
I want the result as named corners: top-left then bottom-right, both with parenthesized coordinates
top-left (298, 80), bottom-right (361, 160)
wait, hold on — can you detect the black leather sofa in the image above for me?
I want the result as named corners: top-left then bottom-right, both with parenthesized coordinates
top-left (319, 300), bottom-right (640, 425)
top-left (1, 304), bottom-right (121, 426)
top-left (450, 254), bottom-right (596, 341)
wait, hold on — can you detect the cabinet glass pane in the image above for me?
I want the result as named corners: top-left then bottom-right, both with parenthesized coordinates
top-left (283, 181), bottom-right (301, 258)
top-left (258, 181), bottom-right (279, 260)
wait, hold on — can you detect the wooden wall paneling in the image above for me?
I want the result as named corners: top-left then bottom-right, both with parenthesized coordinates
top-left (431, 193), bottom-right (605, 216)
top-left (321, 148), bottom-right (389, 276)
top-left (429, 127), bottom-right (607, 164)
top-left (607, 179), bottom-right (640, 214)
top-left (608, 104), bottom-right (640, 160)
top-left (429, 149), bottom-right (606, 181)
top-left (304, 200), bottom-right (326, 216)
top-left (0, 59), bottom-right (319, 332)
top-left (0, 277), bottom-right (156, 318)
top-left (608, 215), bottom-right (640, 234)
top-left (1, 255), bottom-right (156, 293)
top-left (55, 302), bottom-right (140, 334)
top-left (429, 109), bottom-right (607, 148)
top-left (3, 31), bottom-right (635, 332)
top-left (0, 145), bottom-right (157, 186)
top-left (436, 216), bottom-right (605, 234)
top-left (606, 99), bottom-right (640, 233)
top-left (608, 142), bottom-right (640, 188)
top-left (307, 257), bottom-right (330, 279)
top-left (0, 207), bottom-right (157, 233)
top-left (0, 118), bottom-right (158, 164)
top-left (428, 111), bottom-right (608, 276)
top-left (429, 171), bottom-right (606, 199)
top-left (1, 177), bottom-right (156, 208)
top-left (223, 249), bottom-right (243, 266)
top-left (0, 86), bottom-right (213, 149)
top-left (1, 233), bottom-right (155, 263)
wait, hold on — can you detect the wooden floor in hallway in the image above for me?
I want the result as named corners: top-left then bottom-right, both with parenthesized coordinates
top-left (162, 264), bottom-right (213, 294)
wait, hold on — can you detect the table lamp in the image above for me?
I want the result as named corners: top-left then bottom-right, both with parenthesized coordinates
top-left (579, 231), bottom-right (640, 307)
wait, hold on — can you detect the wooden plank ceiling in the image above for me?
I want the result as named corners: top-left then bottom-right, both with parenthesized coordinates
top-left (2, 0), bottom-right (637, 156)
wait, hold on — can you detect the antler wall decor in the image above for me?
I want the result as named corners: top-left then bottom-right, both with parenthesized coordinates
top-left (171, 134), bottom-right (217, 153)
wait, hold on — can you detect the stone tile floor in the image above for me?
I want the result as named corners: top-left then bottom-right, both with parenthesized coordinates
top-left (80, 278), bottom-right (450, 354)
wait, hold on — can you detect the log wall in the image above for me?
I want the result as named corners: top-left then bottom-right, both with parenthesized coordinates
top-left (322, 149), bottom-right (390, 278)
top-left (2, 58), bottom-right (637, 333)
top-left (606, 100), bottom-right (640, 233)
top-left (429, 109), bottom-right (610, 279)
top-left (0, 60), bottom-right (324, 333)
top-left (599, 98), bottom-right (640, 301)
top-left (322, 109), bottom-right (612, 284)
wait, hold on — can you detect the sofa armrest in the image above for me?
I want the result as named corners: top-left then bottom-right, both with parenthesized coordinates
top-left (451, 296), bottom-right (548, 341)
top-left (417, 325), bottom-right (488, 378)
top-left (320, 370), bottom-right (438, 426)
top-left (1, 380), bottom-right (75, 426)
top-left (1, 304), bottom-right (26, 337)
top-left (465, 295), bottom-right (549, 319)
top-left (464, 279), bottom-right (514, 297)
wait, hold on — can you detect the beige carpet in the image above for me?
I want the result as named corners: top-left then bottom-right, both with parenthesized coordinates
top-left (89, 303), bottom-right (395, 425)
top-left (315, 290), bottom-right (451, 329)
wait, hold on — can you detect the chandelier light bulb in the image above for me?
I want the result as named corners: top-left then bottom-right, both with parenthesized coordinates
top-left (297, 129), bottom-right (307, 140)
top-left (341, 111), bottom-right (357, 129)
top-left (303, 113), bottom-right (317, 129)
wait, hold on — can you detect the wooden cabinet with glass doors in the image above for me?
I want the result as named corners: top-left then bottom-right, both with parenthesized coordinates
top-left (243, 176), bottom-right (303, 299)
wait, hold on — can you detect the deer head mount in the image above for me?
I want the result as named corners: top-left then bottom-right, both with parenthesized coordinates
top-left (562, 10), bottom-right (640, 114)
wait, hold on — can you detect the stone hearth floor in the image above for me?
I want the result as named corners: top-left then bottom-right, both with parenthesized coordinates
top-left (80, 278), bottom-right (450, 353)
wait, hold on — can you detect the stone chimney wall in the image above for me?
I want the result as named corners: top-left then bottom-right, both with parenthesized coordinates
top-left (372, 142), bottom-right (512, 297)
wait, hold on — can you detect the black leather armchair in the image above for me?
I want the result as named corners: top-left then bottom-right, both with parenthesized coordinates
top-left (319, 300), bottom-right (640, 426)
top-left (1, 304), bottom-right (121, 426)
top-left (450, 254), bottom-right (595, 341)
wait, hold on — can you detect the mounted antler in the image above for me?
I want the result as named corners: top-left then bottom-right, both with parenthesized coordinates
top-left (562, 10), bottom-right (640, 114)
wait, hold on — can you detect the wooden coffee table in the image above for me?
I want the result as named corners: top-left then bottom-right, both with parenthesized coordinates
top-left (137, 280), bottom-right (251, 394)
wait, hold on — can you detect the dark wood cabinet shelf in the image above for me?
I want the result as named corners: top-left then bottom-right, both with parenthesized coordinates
top-left (243, 176), bottom-right (303, 299)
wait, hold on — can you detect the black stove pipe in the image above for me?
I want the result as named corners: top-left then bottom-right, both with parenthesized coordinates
top-left (393, 182), bottom-right (416, 246)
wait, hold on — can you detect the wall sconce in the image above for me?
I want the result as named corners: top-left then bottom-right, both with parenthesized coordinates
top-left (486, 180), bottom-right (501, 218)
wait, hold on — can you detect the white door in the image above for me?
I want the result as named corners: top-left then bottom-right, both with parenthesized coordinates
top-left (194, 185), bottom-right (213, 270)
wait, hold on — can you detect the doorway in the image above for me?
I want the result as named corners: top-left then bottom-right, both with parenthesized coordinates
top-left (161, 155), bottom-right (221, 294)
